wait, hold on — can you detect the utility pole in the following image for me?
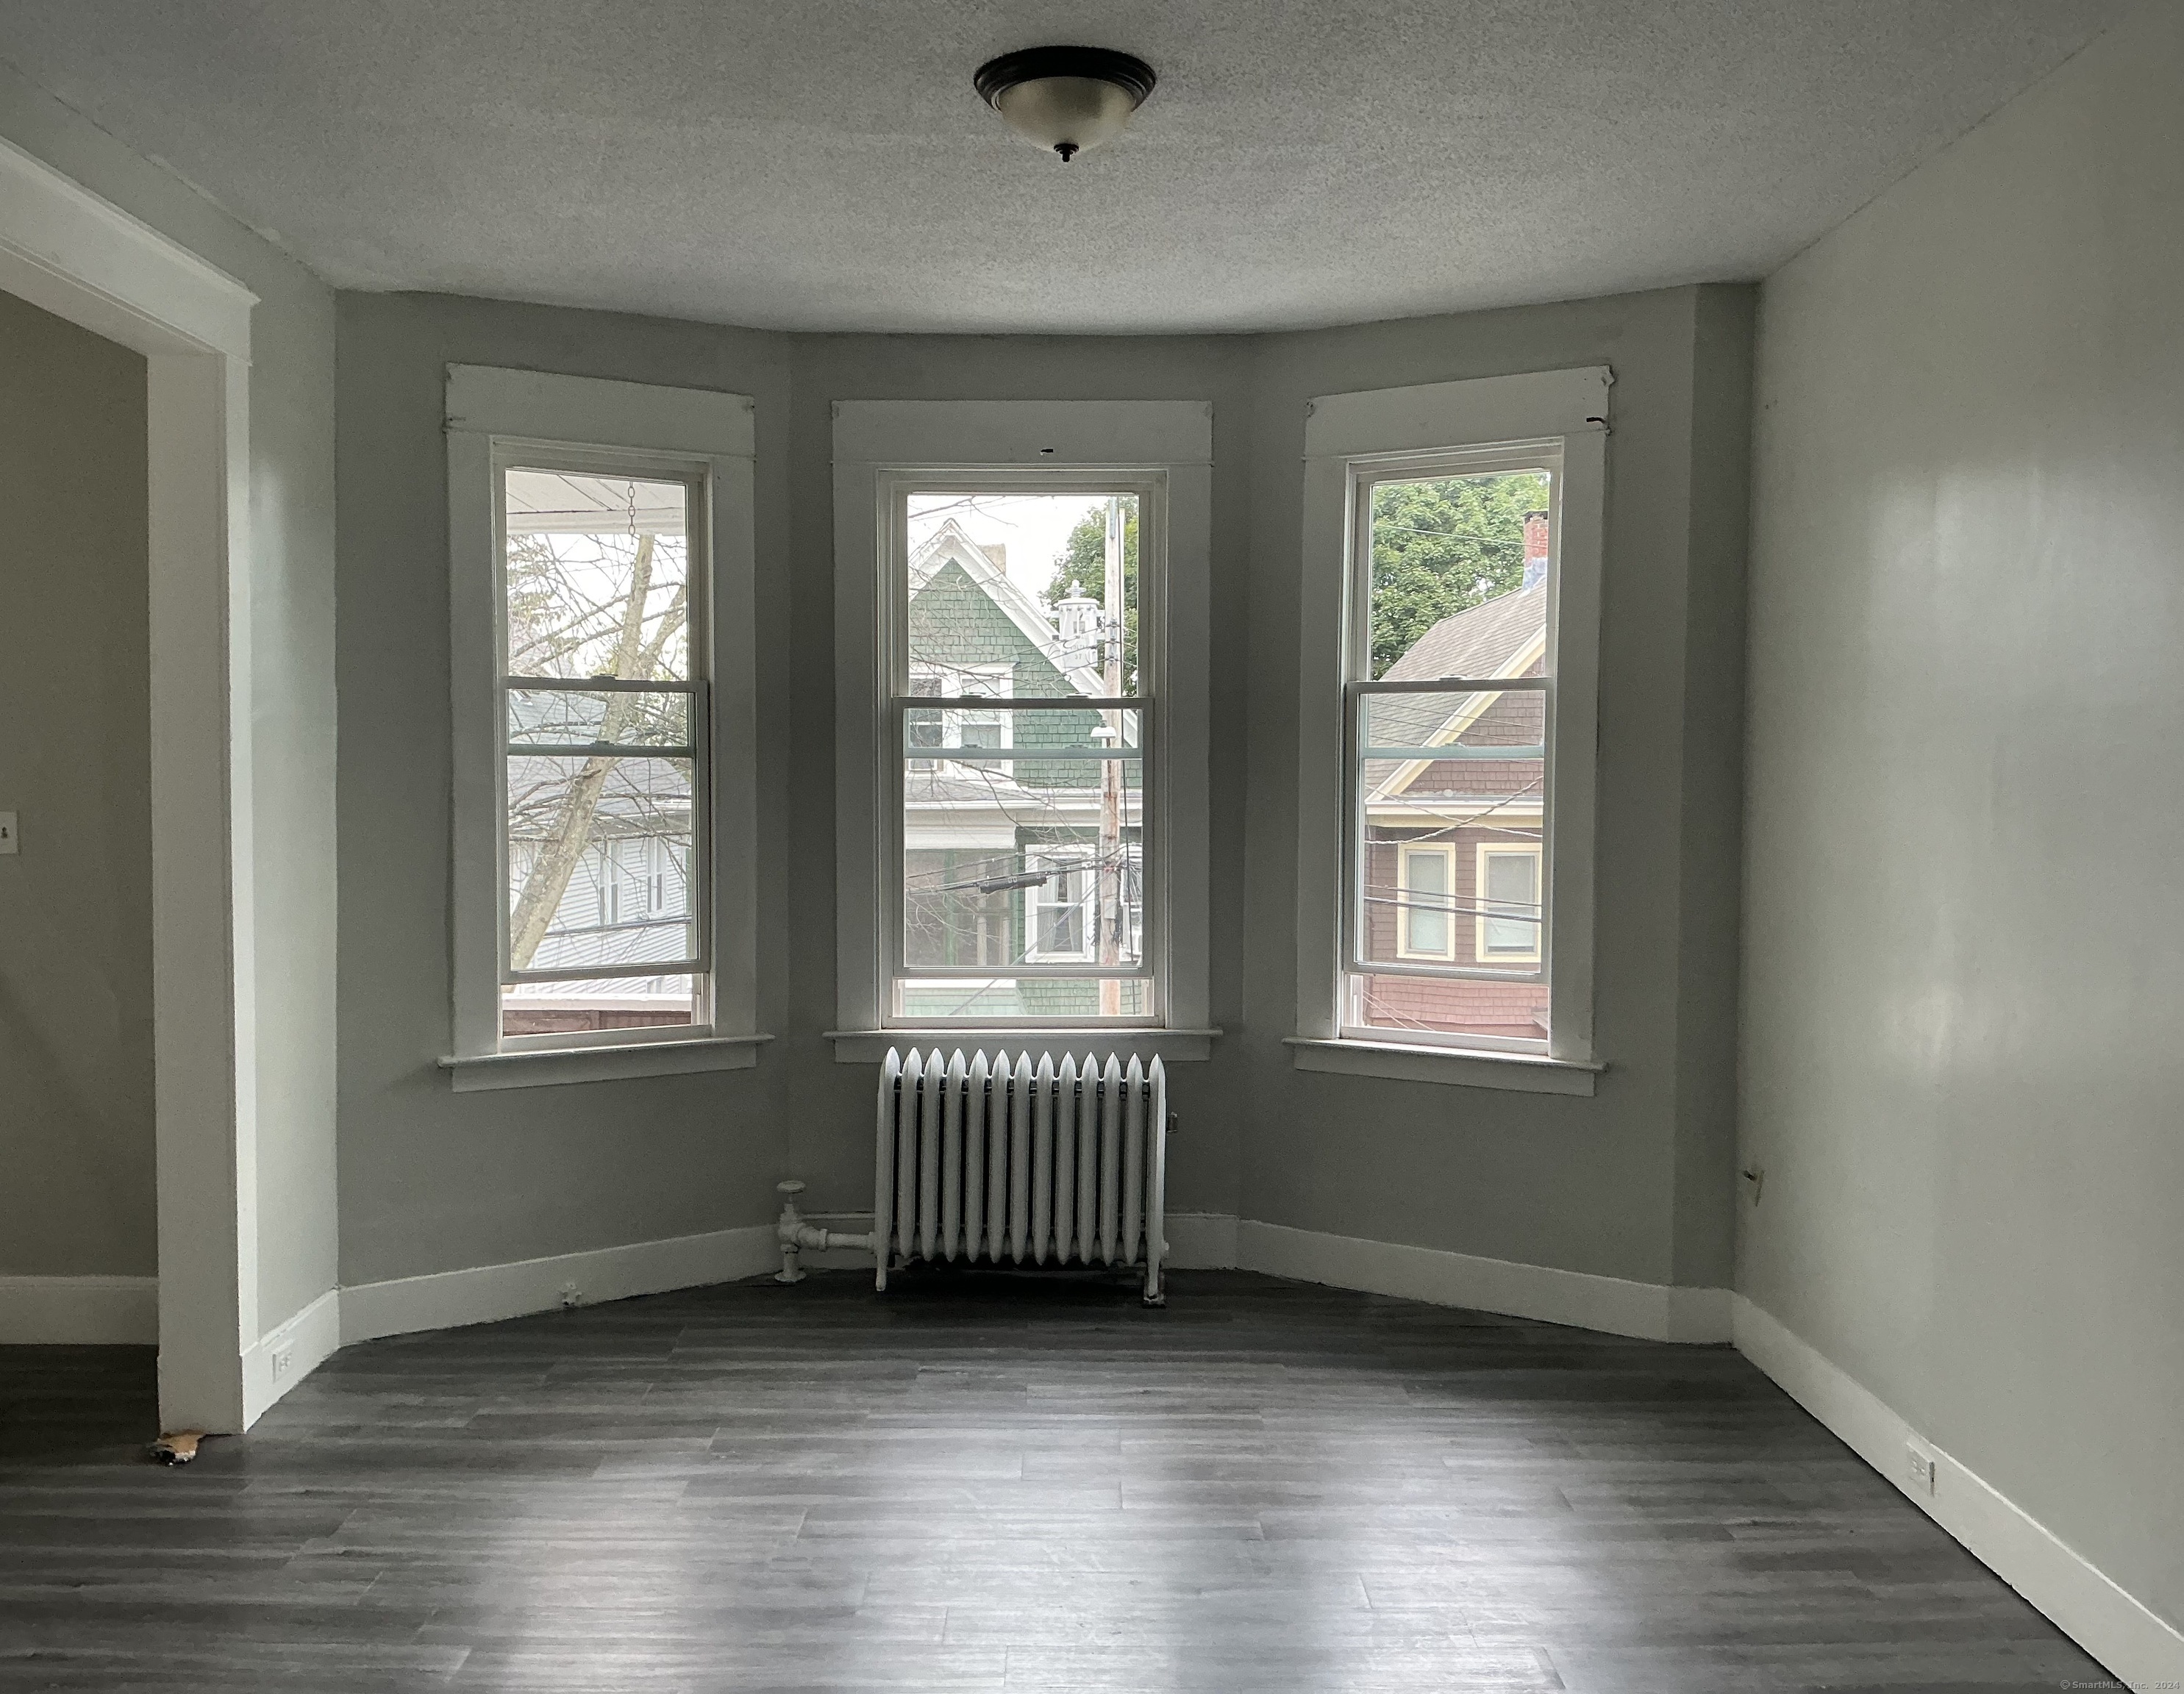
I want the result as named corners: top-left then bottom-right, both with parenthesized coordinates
top-left (1097, 496), bottom-right (1124, 1015)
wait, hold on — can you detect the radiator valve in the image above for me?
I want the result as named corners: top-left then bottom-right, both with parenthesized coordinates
top-left (774, 1180), bottom-right (876, 1284)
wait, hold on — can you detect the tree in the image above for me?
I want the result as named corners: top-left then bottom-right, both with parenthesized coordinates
top-left (1043, 501), bottom-right (1138, 690)
top-left (1368, 471), bottom-right (1550, 677)
top-left (502, 518), bottom-right (690, 973)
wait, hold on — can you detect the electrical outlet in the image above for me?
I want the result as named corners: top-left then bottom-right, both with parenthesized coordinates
top-left (271, 1345), bottom-right (293, 1382)
top-left (1905, 1441), bottom-right (1936, 1497)
top-left (0, 812), bottom-right (17, 855)
top-left (560, 1282), bottom-right (582, 1309)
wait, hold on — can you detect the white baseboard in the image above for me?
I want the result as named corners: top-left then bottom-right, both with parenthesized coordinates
top-left (777, 1211), bottom-right (1714, 1340)
top-left (325, 1206), bottom-right (1724, 1379)
top-left (1233, 1220), bottom-right (1732, 1343)
top-left (0, 1275), bottom-right (157, 1344)
top-left (242, 1287), bottom-right (341, 1425)
top-left (1734, 1295), bottom-right (2183, 1686)
top-left (340, 1224), bottom-right (779, 1344)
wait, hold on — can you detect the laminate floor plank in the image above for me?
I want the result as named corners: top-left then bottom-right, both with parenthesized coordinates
top-left (0, 1270), bottom-right (2110, 1691)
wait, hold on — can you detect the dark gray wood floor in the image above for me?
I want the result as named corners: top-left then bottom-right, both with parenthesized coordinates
top-left (0, 1269), bottom-right (2106, 1691)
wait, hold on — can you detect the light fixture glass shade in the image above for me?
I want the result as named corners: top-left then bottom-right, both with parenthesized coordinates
top-left (993, 76), bottom-right (1140, 160)
top-left (974, 46), bottom-right (1156, 161)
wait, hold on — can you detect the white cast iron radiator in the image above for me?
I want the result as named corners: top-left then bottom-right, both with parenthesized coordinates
top-left (872, 1048), bottom-right (1170, 1305)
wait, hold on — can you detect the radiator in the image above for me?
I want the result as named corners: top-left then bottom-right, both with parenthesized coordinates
top-left (873, 1048), bottom-right (1169, 1305)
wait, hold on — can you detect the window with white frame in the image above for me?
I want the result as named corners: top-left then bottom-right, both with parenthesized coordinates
top-left (893, 484), bottom-right (1152, 1022)
top-left (1475, 843), bottom-right (1543, 963)
top-left (1396, 843), bottom-right (1457, 960)
top-left (907, 662), bottom-right (1011, 771)
top-left (1295, 370), bottom-right (1605, 1079)
top-left (832, 401), bottom-right (1213, 1056)
top-left (444, 368), bottom-right (760, 1084)
top-left (494, 460), bottom-right (707, 1042)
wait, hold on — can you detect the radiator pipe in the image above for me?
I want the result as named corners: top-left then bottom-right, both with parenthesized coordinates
top-left (774, 1180), bottom-right (876, 1284)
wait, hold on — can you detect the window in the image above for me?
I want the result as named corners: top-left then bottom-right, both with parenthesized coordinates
top-left (1294, 370), bottom-right (1606, 1087)
top-left (497, 463), bottom-right (704, 1038)
top-left (1396, 844), bottom-right (1457, 959)
top-left (893, 486), bottom-right (1152, 1023)
top-left (831, 401), bottom-right (1214, 1061)
top-left (1476, 843), bottom-right (1543, 963)
top-left (444, 368), bottom-right (761, 1087)
top-left (907, 663), bottom-right (1010, 771)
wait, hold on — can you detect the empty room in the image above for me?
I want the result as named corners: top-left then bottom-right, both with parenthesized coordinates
top-left (0, 1), bottom-right (2177, 1687)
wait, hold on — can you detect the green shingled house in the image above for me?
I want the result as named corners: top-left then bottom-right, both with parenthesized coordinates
top-left (900, 519), bottom-right (1143, 1021)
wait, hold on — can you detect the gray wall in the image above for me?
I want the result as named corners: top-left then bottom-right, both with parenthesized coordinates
top-left (1241, 286), bottom-right (1753, 1287)
top-left (1741, 4), bottom-right (2183, 1632)
top-left (336, 287), bottom-right (1749, 1293)
top-left (0, 62), bottom-right (341, 1334)
top-left (335, 295), bottom-right (795, 1284)
top-left (333, 301), bottom-right (1255, 1280)
top-left (0, 290), bottom-right (152, 1278)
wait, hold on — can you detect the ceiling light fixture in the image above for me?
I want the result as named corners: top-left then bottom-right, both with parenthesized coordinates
top-left (974, 46), bottom-right (1157, 162)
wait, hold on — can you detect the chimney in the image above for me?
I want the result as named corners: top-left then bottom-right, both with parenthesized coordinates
top-left (1521, 511), bottom-right (1550, 589)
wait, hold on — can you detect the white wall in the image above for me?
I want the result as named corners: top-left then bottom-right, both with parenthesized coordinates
top-left (1742, 0), bottom-right (2184, 1645)
top-left (0, 65), bottom-right (341, 1351)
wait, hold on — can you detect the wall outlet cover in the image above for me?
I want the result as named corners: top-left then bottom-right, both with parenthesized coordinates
top-left (1905, 1441), bottom-right (1937, 1496)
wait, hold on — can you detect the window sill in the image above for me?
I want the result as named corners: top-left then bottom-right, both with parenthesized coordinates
top-left (439, 1034), bottom-right (771, 1093)
top-left (1285, 1037), bottom-right (1601, 1096)
top-left (827, 1028), bottom-right (1219, 1065)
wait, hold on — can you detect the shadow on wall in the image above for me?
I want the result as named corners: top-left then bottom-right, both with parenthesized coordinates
top-left (0, 951), bottom-right (151, 1276)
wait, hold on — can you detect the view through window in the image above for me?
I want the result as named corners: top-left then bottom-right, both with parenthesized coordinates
top-left (894, 489), bottom-right (1151, 1023)
top-left (1346, 459), bottom-right (1557, 1049)
top-left (500, 465), bottom-right (707, 1038)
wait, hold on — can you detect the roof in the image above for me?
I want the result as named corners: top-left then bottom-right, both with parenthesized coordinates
top-left (1369, 582), bottom-right (1547, 802)
top-left (1382, 580), bottom-right (1546, 685)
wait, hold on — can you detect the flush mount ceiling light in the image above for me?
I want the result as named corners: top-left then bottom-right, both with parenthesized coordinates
top-left (974, 46), bottom-right (1157, 162)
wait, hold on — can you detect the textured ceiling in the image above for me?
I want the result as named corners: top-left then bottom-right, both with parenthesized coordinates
top-left (0, 1), bottom-right (2129, 333)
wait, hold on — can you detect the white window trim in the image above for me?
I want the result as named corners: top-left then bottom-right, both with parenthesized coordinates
top-left (831, 400), bottom-right (1216, 1063)
top-left (440, 366), bottom-right (765, 1090)
top-left (1294, 368), bottom-right (1607, 1090)
top-left (1474, 841), bottom-right (1544, 965)
top-left (1394, 843), bottom-right (1458, 961)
